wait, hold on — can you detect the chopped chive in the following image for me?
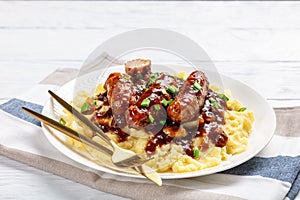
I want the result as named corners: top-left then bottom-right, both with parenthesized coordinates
top-left (81, 102), bottom-right (90, 113)
top-left (151, 72), bottom-right (159, 80)
top-left (167, 85), bottom-right (178, 94)
top-left (193, 82), bottom-right (201, 91)
top-left (209, 97), bottom-right (221, 109)
top-left (219, 94), bottom-right (229, 101)
top-left (161, 88), bottom-right (168, 95)
top-left (141, 85), bottom-right (147, 90)
top-left (148, 114), bottom-right (155, 123)
top-left (161, 99), bottom-right (168, 107)
top-left (137, 74), bottom-right (143, 79)
top-left (193, 149), bottom-right (200, 158)
top-left (159, 120), bottom-right (166, 125)
top-left (238, 107), bottom-right (247, 112)
top-left (154, 104), bottom-right (160, 111)
top-left (209, 97), bottom-right (216, 103)
top-left (168, 99), bottom-right (174, 105)
top-left (141, 98), bottom-right (151, 107)
top-left (161, 99), bottom-right (173, 107)
top-left (59, 118), bottom-right (66, 126)
top-left (147, 72), bottom-right (159, 86)
top-left (119, 76), bottom-right (131, 83)
top-left (93, 101), bottom-right (97, 105)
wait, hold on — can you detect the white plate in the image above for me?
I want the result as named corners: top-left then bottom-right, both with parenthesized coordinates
top-left (41, 65), bottom-right (276, 179)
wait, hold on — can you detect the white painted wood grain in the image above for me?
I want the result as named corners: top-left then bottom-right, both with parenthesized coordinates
top-left (1, 1), bottom-right (300, 104)
top-left (1, 26), bottom-right (300, 62)
top-left (1, 2), bottom-right (300, 62)
top-left (1, 2), bottom-right (300, 29)
top-left (1, 60), bottom-right (299, 102)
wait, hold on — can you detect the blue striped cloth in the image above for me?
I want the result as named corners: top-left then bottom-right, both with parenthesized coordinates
top-left (1, 98), bottom-right (299, 199)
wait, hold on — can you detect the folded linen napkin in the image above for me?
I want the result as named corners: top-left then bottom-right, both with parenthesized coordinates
top-left (1, 59), bottom-right (299, 200)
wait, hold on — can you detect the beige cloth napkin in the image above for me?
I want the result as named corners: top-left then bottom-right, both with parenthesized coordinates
top-left (0, 145), bottom-right (239, 200)
top-left (1, 99), bottom-right (299, 200)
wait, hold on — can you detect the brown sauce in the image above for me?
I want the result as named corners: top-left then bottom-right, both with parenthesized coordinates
top-left (145, 89), bottom-right (228, 157)
top-left (84, 70), bottom-right (228, 158)
top-left (90, 106), bottom-right (129, 143)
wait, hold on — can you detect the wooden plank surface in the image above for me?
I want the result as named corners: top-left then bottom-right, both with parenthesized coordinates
top-left (0, 2), bottom-right (299, 105)
top-left (1, 1), bottom-right (300, 61)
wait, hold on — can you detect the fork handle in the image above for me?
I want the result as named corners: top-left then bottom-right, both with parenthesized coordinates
top-left (22, 107), bottom-right (162, 186)
top-left (22, 107), bottom-right (113, 156)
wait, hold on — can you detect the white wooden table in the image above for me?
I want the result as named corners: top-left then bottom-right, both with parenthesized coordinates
top-left (0, 2), bottom-right (299, 199)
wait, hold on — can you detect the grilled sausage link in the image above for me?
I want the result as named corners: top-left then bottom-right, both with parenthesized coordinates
top-left (167, 71), bottom-right (209, 123)
top-left (125, 59), bottom-right (151, 81)
top-left (104, 72), bottom-right (132, 115)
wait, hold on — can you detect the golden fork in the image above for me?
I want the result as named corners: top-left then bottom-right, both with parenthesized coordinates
top-left (22, 107), bottom-right (162, 186)
top-left (48, 90), bottom-right (153, 168)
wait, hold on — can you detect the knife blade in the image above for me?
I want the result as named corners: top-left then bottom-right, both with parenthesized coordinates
top-left (22, 107), bottom-right (162, 186)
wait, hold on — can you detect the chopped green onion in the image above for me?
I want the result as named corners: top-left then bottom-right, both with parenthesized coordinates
top-left (154, 104), bottom-right (160, 111)
top-left (137, 74), bottom-right (143, 79)
top-left (209, 97), bottom-right (216, 103)
top-left (238, 107), bottom-right (247, 112)
top-left (141, 85), bottom-right (147, 90)
top-left (59, 118), bottom-right (66, 126)
top-left (167, 85), bottom-right (178, 94)
top-left (148, 114), bottom-right (155, 123)
top-left (81, 102), bottom-right (90, 113)
top-left (161, 88), bottom-right (168, 95)
top-left (147, 72), bottom-right (159, 86)
top-left (193, 82), bottom-right (201, 91)
top-left (151, 72), bottom-right (159, 80)
top-left (93, 101), bottom-right (97, 106)
top-left (219, 94), bottom-right (229, 101)
top-left (161, 99), bottom-right (168, 107)
top-left (193, 149), bottom-right (200, 158)
top-left (161, 99), bottom-right (173, 107)
top-left (119, 76), bottom-right (131, 83)
top-left (141, 98), bottom-right (151, 107)
top-left (120, 76), bottom-right (131, 83)
top-left (159, 120), bottom-right (166, 125)
top-left (209, 97), bottom-right (221, 109)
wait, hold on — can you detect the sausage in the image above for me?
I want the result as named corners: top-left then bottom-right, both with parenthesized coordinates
top-left (104, 72), bottom-right (132, 115)
top-left (126, 105), bottom-right (149, 129)
top-left (125, 59), bottom-right (151, 81)
top-left (167, 71), bottom-right (209, 123)
top-left (126, 83), bottom-right (172, 130)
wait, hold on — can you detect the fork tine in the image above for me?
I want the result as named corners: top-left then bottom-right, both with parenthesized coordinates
top-left (22, 107), bottom-right (162, 185)
top-left (113, 156), bottom-right (153, 168)
top-left (48, 90), bottom-right (112, 146)
top-left (23, 107), bottom-right (149, 167)
top-left (23, 107), bottom-right (146, 168)
top-left (48, 90), bottom-right (155, 169)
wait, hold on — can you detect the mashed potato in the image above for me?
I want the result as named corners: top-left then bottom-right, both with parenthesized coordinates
top-left (61, 84), bottom-right (254, 173)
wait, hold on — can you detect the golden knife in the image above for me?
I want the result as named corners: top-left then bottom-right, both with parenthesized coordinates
top-left (22, 107), bottom-right (162, 186)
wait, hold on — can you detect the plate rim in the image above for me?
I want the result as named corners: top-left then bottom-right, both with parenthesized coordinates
top-left (41, 65), bottom-right (276, 179)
